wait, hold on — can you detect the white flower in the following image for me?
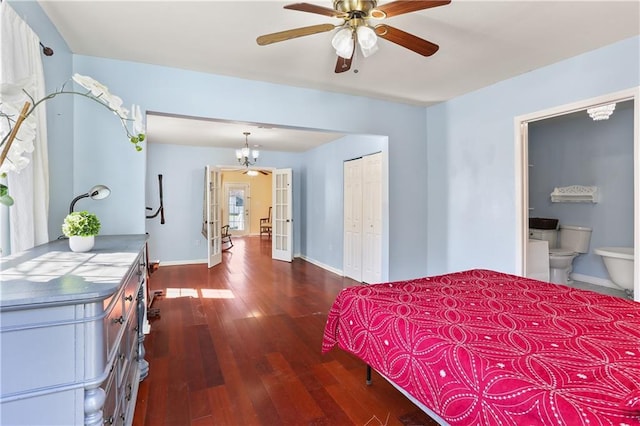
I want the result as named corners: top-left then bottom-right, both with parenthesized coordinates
top-left (72, 73), bottom-right (128, 118)
top-left (72, 73), bottom-right (109, 98)
top-left (132, 104), bottom-right (145, 135)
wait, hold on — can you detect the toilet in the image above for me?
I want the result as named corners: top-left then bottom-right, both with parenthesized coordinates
top-left (529, 225), bottom-right (592, 285)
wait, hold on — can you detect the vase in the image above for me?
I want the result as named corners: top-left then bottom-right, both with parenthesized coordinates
top-left (69, 235), bottom-right (95, 252)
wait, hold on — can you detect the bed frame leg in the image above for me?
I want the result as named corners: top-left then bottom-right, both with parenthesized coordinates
top-left (366, 365), bottom-right (372, 386)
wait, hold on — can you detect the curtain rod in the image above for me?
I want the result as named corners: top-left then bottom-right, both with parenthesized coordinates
top-left (39, 42), bottom-right (54, 56)
top-left (1, 0), bottom-right (54, 55)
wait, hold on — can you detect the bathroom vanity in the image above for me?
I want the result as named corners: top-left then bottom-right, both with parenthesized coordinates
top-left (0, 235), bottom-right (149, 426)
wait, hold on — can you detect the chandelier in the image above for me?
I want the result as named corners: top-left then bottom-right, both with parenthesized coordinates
top-left (236, 132), bottom-right (259, 167)
top-left (587, 103), bottom-right (616, 121)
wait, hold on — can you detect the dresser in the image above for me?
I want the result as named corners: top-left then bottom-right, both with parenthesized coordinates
top-left (0, 235), bottom-right (149, 426)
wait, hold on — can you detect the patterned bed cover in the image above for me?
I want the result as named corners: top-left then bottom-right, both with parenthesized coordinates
top-left (322, 269), bottom-right (640, 425)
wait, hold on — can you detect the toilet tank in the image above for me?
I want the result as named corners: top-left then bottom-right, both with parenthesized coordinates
top-left (558, 225), bottom-right (592, 253)
top-left (529, 228), bottom-right (558, 248)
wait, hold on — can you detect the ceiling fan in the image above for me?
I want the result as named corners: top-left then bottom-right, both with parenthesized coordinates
top-left (256, 1), bottom-right (451, 73)
top-left (243, 169), bottom-right (271, 176)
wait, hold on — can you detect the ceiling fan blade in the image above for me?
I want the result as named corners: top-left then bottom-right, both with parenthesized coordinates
top-left (335, 55), bottom-right (353, 73)
top-left (335, 39), bottom-right (355, 73)
top-left (284, 3), bottom-right (349, 18)
top-left (374, 24), bottom-right (439, 56)
top-left (371, 1), bottom-right (451, 18)
top-left (259, 170), bottom-right (270, 175)
top-left (257, 23), bottom-right (336, 46)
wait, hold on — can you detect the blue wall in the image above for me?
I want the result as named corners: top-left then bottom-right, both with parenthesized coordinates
top-left (426, 36), bottom-right (639, 276)
top-left (528, 101), bottom-right (634, 280)
top-left (300, 134), bottom-right (388, 276)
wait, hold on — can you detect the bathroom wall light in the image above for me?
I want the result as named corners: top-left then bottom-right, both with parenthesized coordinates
top-left (587, 103), bottom-right (616, 121)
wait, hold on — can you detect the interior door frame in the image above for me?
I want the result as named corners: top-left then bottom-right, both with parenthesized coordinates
top-left (514, 86), bottom-right (640, 300)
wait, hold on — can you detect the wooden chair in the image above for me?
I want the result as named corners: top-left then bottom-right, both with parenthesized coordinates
top-left (260, 207), bottom-right (272, 239)
top-left (221, 224), bottom-right (233, 250)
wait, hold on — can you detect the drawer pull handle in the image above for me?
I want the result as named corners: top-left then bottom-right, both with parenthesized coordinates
top-left (112, 316), bottom-right (124, 324)
top-left (125, 295), bottom-right (133, 302)
top-left (104, 415), bottom-right (114, 425)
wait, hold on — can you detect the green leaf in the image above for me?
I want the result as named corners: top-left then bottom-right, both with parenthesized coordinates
top-left (0, 184), bottom-right (14, 206)
top-left (0, 194), bottom-right (14, 206)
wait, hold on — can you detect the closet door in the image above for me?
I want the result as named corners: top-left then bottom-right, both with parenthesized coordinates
top-left (343, 158), bottom-right (363, 281)
top-left (362, 152), bottom-right (382, 284)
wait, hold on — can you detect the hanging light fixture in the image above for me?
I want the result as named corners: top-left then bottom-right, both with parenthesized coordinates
top-left (331, 20), bottom-right (378, 60)
top-left (235, 132), bottom-right (259, 167)
top-left (587, 103), bottom-right (616, 121)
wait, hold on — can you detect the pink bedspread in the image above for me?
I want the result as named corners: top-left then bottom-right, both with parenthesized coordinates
top-left (322, 269), bottom-right (640, 425)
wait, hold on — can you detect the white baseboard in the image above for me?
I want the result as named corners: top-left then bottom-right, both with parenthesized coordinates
top-left (570, 272), bottom-right (618, 289)
top-left (159, 259), bottom-right (207, 266)
top-left (158, 255), bottom-right (343, 278)
top-left (299, 255), bottom-right (343, 277)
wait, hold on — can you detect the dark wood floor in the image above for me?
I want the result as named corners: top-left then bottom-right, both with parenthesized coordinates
top-left (133, 236), bottom-right (437, 426)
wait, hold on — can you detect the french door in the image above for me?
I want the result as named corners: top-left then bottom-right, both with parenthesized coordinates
top-left (224, 183), bottom-right (250, 235)
top-left (205, 166), bottom-right (221, 268)
top-left (272, 168), bottom-right (293, 262)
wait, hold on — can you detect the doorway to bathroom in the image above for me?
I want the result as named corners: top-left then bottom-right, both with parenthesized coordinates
top-left (515, 87), bottom-right (639, 301)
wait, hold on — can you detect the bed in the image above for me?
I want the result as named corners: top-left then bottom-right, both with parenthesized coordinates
top-left (322, 269), bottom-right (640, 425)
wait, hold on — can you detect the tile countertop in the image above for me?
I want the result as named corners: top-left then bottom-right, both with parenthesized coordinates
top-left (0, 234), bottom-right (147, 310)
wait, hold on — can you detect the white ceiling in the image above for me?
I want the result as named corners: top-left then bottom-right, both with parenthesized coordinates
top-left (38, 0), bottom-right (640, 151)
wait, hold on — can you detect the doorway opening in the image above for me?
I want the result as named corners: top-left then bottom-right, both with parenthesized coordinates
top-left (515, 87), bottom-right (639, 300)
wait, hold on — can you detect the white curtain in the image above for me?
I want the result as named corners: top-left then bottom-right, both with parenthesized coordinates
top-left (0, 1), bottom-right (49, 254)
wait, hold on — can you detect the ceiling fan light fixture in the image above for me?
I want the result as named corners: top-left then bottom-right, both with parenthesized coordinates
top-left (246, 170), bottom-right (259, 177)
top-left (332, 27), bottom-right (354, 58)
top-left (356, 25), bottom-right (377, 49)
top-left (359, 41), bottom-right (378, 57)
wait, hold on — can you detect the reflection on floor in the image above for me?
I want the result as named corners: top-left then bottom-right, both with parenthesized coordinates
top-left (565, 280), bottom-right (629, 299)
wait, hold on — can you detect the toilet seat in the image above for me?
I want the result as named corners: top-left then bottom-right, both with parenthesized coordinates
top-left (549, 248), bottom-right (575, 256)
